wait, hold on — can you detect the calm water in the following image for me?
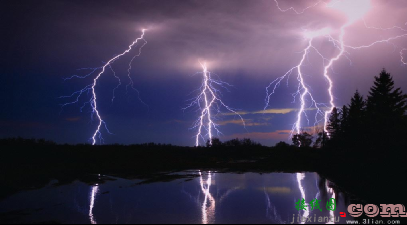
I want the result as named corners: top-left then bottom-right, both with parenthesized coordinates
top-left (0, 172), bottom-right (353, 224)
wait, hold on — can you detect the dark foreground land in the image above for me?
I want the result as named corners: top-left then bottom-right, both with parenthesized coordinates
top-left (1, 139), bottom-right (406, 211)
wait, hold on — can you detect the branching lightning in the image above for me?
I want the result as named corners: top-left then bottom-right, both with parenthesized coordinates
top-left (199, 171), bottom-right (216, 224)
top-left (60, 30), bottom-right (147, 145)
top-left (185, 63), bottom-right (245, 147)
top-left (267, 0), bottom-right (407, 142)
top-left (265, 28), bottom-right (332, 137)
top-left (182, 171), bottom-right (240, 224)
top-left (273, 0), bottom-right (324, 15)
top-left (322, 22), bottom-right (351, 134)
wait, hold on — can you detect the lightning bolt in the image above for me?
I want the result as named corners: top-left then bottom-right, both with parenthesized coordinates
top-left (268, 0), bottom-right (407, 142)
top-left (263, 187), bottom-right (284, 223)
top-left (199, 171), bottom-right (216, 224)
top-left (60, 29), bottom-right (147, 145)
top-left (182, 171), bottom-right (239, 224)
top-left (323, 22), bottom-right (351, 135)
top-left (325, 181), bottom-right (336, 224)
top-left (267, 1), bottom-right (354, 139)
top-left (89, 184), bottom-right (99, 225)
top-left (265, 28), bottom-right (331, 138)
top-left (273, 0), bottom-right (324, 15)
top-left (296, 173), bottom-right (310, 224)
top-left (185, 62), bottom-right (245, 147)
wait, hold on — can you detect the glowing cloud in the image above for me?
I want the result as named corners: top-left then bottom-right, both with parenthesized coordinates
top-left (266, 0), bottom-right (407, 143)
top-left (327, 0), bottom-right (371, 23)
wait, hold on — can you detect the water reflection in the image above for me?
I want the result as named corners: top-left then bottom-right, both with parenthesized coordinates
top-left (296, 173), bottom-right (348, 224)
top-left (326, 180), bottom-right (339, 224)
top-left (264, 187), bottom-right (284, 223)
top-left (296, 173), bottom-right (310, 224)
top-left (89, 184), bottom-right (99, 224)
top-left (0, 172), bottom-right (350, 224)
top-left (199, 171), bottom-right (215, 224)
top-left (200, 171), bottom-right (244, 224)
top-left (294, 173), bottom-right (342, 224)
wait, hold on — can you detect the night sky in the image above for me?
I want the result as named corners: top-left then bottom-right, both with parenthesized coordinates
top-left (1, 0), bottom-right (407, 146)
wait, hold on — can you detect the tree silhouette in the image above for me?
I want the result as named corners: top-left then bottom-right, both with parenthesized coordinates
top-left (367, 69), bottom-right (407, 116)
top-left (313, 131), bottom-right (327, 148)
top-left (366, 69), bottom-right (407, 150)
top-left (224, 138), bottom-right (241, 147)
top-left (348, 90), bottom-right (365, 125)
top-left (340, 105), bottom-right (349, 136)
top-left (206, 138), bottom-right (261, 147)
top-left (326, 69), bottom-right (407, 158)
top-left (345, 90), bottom-right (366, 148)
top-left (292, 132), bottom-right (313, 147)
top-left (327, 107), bottom-right (341, 139)
top-left (206, 138), bottom-right (222, 147)
top-left (275, 141), bottom-right (290, 148)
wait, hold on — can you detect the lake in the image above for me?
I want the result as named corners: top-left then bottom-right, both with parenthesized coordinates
top-left (0, 171), bottom-right (353, 224)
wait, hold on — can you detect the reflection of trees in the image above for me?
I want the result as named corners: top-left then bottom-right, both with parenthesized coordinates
top-left (294, 173), bottom-right (349, 224)
top-left (325, 182), bottom-right (336, 224)
top-left (317, 176), bottom-right (350, 206)
top-left (317, 175), bottom-right (350, 224)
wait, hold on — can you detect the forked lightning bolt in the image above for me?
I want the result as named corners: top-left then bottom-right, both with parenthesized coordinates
top-left (273, 0), bottom-right (324, 15)
top-left (185, 63), bottom-right (245, 147)
top-left (60, 29), bottom-right (147, 145)
top-left (265, 28), bottom-right (332, 137)
top-left (267, 0), bottom-right (407, 142)
top-left (323, 22), bottom-right (351, 135)
top-left (199, 171), bottom-right (215, 224)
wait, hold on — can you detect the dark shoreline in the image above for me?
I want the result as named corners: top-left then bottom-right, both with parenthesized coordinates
top-left (1, 143), bottom-right (406, 207)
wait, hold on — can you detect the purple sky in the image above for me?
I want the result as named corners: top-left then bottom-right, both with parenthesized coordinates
top-left (1, 0), bottom-right (407, 146)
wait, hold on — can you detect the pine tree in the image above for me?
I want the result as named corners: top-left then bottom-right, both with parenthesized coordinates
top-left (327, 107), bottom-right (341, 139)
top-left (340, 105), bottom-right (349, 135)
top-left (348, 90), bottom-right (365, 123)
top-left (366, 69), bottom-right (407, 149)
top-left (367, 69), bottom-right (407, 118)
top-left (345, 90), bottom-right (366, 148)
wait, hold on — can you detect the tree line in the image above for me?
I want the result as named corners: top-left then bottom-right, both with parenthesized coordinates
top-left (2, 69), bottom-right (406, 154)
top-left (293, 69), bottom-right (407, 158)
